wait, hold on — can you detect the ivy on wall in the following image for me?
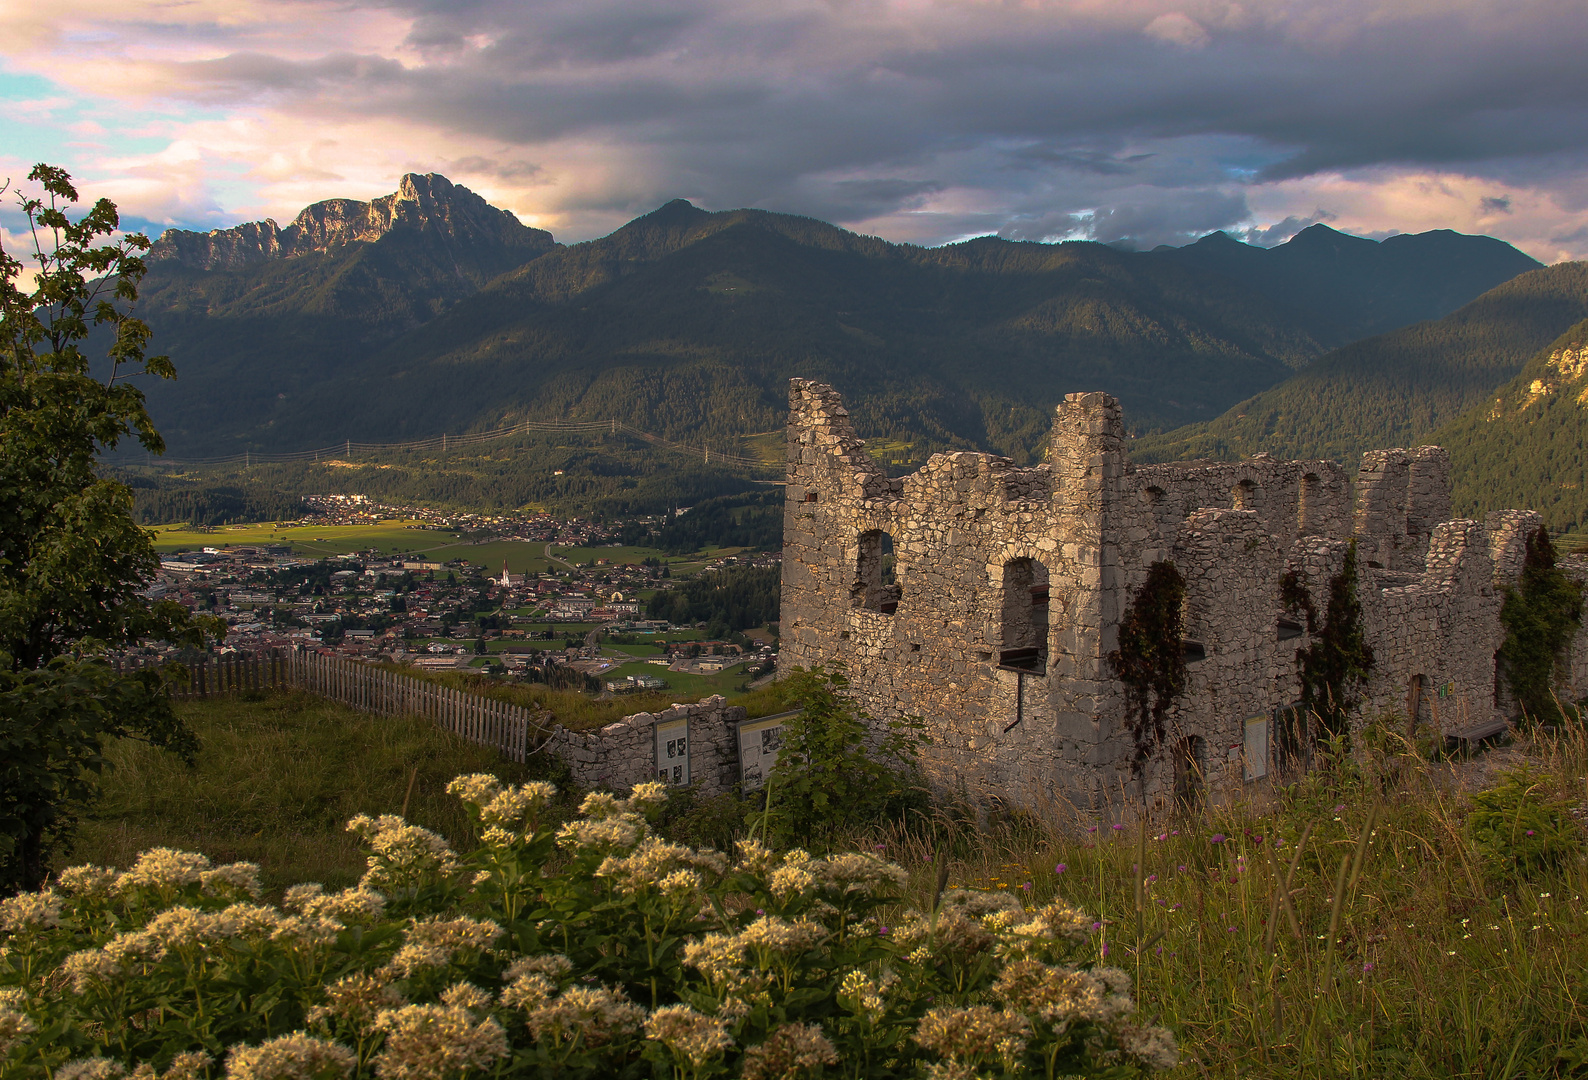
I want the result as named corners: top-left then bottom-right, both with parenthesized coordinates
top-left (1108, 560), bottom-right (1187, 774)
top-left (1498, 526), bottom-right (1584, 722)
top-left (1285, 539), bottom-right (1374, 742)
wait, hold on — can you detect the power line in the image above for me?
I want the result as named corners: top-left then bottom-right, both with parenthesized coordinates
top-left (143, 417), bottom-right (783, 474)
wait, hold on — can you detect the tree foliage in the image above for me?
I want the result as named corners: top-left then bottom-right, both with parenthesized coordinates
top-left (0, 165), bottom-right (219, 892)
top-left (1287, 541), bottom-right (1374, 742)
top-left (763, 667), bottom-right (928, 848)
top-left (646, 565), bottom-right (781, 637)
top-left (1107, 561), bottom-right (1187, 775)
top-left (1497, 526), bottom-right (1584, 722)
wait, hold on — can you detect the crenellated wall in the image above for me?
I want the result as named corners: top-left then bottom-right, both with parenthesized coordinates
top-left (780, 378), bottom-right (1582, 820)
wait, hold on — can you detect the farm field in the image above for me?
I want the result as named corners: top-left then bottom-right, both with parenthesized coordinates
top-left (600, 658), bottom-right (750, 699)
top-left (150, 519), bottom-right (458, 557)
top-left (151, 520), bottom-right (741, 577)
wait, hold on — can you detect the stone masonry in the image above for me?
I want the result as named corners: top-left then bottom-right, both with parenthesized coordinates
top-left (779, 378), bottom-right (1588, 818)
top-left (544, 696), bottom-right (746, 795)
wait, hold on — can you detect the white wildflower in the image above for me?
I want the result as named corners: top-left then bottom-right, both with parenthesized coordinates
top-left (504, 954), bottom-right (574, 981)
top-left (160, 1051), bottom-right (214, 1080)
top-left (683, 933), bottom-right (746, 985)
top-left (439, 982), bottom-right (493, 1016)
top-left (55, 865), bottom-right (120, 900)
top-left (556, 816), bottom-right (645, 853)
top-left (226, 1032), bottom-right (357, 1080)
top-left (446, 774), bottom-right (503, 807)
top-left (1118, 1024), bottom-right (1179, 1070)
top-left (839, 970), bottom-right (887, 1024)
top-left (387, 915), bottom-right (503, 976)
top-left (0, 999), bottom-right (36, 1056)
top-left (578, 792), bottom-right (626, 819)
top-left (281, 884), bottom-right (325, 912)
top-left (739, 916), bottom-right (828, 959)
top-left (742, 1022), bottom-right (840, 1080)
top-left (526, 984), bottom-right (645, 1048)
top-left (305, 974), bottom-right (405, 1033)
top-left (200, 862), bottom-right (263, 899)
top-left (914, 1006), bottom-right (1029, 1063)
top-left (816, 852), bottom-right (908, 897)
top-left (0, 891), bottom-right (61, 932)
top-left (347, 815), bottom-right (459, 891)
top-left (372, 1003), bottom-right (508, 1079)
top-left (498, 972), bottom-right (555, 1013)
top-left (478, 782), bottom-right (557, 828)
top-left (55, 1059), bottom-right (126, 1080)
top-left (119, 849), bottom-right (210, 892)
top-left (59, 947), bottom-right (125, 991)
top-left (645, 1004), bottom-right (734, 1068)
top-left (735, 838), bottom-right (779, 875)
top-left (625, 780), bottom-right (669, 813)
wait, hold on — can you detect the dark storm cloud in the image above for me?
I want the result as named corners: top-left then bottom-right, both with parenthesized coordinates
top-left (152, 0), bottom-right (1588, 246)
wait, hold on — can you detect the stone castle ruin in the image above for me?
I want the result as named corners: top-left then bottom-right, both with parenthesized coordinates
top-left (779, 379), bottom-right (1588, 815)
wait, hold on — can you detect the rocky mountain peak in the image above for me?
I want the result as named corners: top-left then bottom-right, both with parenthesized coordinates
top-left (150, 174), bottom-right (555, 271)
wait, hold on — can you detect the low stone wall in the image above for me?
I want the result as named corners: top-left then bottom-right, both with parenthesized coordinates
top-left (543, 696), bottom-right (747, 795)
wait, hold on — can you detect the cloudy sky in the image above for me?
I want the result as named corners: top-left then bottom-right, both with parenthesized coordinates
top-left (4, 0), bottom-right (1588, 260)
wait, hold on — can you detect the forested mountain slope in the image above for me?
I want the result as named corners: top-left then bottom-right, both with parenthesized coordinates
top-left (1149, 224), bottom-right (1540, 347)
top-left (1432, 320), bottom-right (1588, 534)
top-left (1131, 263), bottom-right (1588, 468)
top-left (130, 186), bottom-right (1539, 465)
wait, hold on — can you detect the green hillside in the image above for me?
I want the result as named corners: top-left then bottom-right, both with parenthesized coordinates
top-left (1431, 320), bottom-right (1588, 534)
top-left (1131, 263), bottom-right (1588, 468)
top-left (1150, 224), bottom-right (1540, 347)
top-left (129, 186), bottom-right (1541, 472)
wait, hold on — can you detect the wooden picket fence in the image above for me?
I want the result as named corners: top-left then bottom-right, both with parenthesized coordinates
top-left (155, 648), bottom-right (535, 762)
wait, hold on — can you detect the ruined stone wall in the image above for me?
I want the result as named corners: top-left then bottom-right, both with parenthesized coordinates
top-left (544, 696), bottom-right (745, 795)
top-left (782, 378), bottom-right (1584, 819)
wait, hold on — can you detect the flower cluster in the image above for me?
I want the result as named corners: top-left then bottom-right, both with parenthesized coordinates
top-left (0, 773), bottom-right (1174, 1080)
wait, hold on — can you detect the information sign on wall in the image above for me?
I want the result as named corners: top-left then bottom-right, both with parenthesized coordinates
top-left (737, 715), bottom-right (787, 791)
top-left (655, 718), bottom-right (690, 786)
top-left (1243, 715), bottom-right (1269, 781)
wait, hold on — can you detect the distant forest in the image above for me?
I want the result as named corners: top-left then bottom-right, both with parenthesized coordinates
top-left (127, 477), bottom-right (308, 527)
top-left (646, 565), bottom-right (780, 637)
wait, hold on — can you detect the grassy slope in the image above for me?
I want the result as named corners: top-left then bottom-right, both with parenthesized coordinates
top-left (68, 692), bottom-right (554, 891)
top-left (866, 731), bottom-right (1588, 1078)
top-left (1132, 262), bottom-right (1588, 469)
top-left (69, 687), bottom-right (1588, 1076)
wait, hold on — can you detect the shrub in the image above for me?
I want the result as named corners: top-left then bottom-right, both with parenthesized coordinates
top-left (763, 668), bottom-right (929, 849)
top-left (0, 775), bottom-right (1173, 1079)
top-left (1498, 526), bottom-right (1584, 723)
top-left (1466, 766), bottom-right (1580, 879)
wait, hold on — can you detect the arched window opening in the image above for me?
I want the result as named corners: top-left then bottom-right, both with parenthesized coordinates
top-left (999, 558), bottom-right (1049, 672)
top-left (853, 530), bottom-right (901, 614)
top-left (1232, 478), bottom-right (1256, 511)
top-left (1298, 472), bottom-right (1322, 535)
top-left (1173, 735), bottom-right (1207, 811)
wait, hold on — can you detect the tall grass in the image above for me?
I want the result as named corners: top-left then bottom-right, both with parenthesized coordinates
top-left (65, 690), bottom-right (1588, 1076)
top-left (862, 729), bottom-right (1588, 1078)
top-left (65, 691), bottom-right (562, 891)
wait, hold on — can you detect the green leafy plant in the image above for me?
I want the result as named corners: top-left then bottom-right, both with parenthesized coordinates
top-left (1497, 526), bottom-right (1584, 723)
top-left (0, 775), bottom-right (1175, 1079)
top-left (0, 166), bottom-right (222, 892)
top-left (1288, 541), bottom-right (1374, 743)
top-left (762, 667), bottom-right (929, 849)
top-left (1107, 561), bottom-right (1187, 773)
top-left (1466, 765), bottom-right (1580, 879)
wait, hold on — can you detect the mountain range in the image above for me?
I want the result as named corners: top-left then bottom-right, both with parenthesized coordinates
top-left (130, 175), bottom-right (1540, 467)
